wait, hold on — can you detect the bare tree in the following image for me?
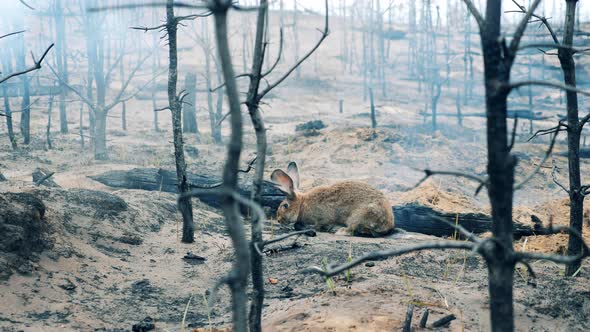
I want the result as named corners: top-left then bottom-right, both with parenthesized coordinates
top-left (164, 0), bottom-right (195, 243)
top-left (50, 1), bottom-right (152, 160)
top-left (514, 0), bottom-right (585, 276)
top-left (0, 27), bottom-right (53, 149)
top-left (131, 0), bottom-right (211, 243)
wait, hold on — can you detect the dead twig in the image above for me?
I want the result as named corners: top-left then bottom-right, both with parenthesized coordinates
top-left (0, 44), bottom-right (54, 84)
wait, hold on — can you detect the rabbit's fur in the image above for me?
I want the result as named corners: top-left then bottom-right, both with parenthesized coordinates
top-left (270, 162), bottom-right (394, 237)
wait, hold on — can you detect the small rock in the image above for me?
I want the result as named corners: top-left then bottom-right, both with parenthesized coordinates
top-left (295, 120), bottom-right (326, 132)
top-left (182, 252), bottom-right (206, 265)
top-left (58, 278), bottom-right (77, 292)
top-left (365, 262), bottom-right (375, 267)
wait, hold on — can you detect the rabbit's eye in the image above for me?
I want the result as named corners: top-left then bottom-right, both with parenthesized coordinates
top-left (282, 203), bottom-right (289, 209)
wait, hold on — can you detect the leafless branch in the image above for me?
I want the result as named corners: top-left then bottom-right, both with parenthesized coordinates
top-left (260, 229), bottom-right (316, 249)
top-left (527, 122), bottom-right (568, 141)
top-left (19, 0), bottom-right (35, 10)
top-left (0, 30), bottom-right (25, 40)
top-left (130, 24), bottom-right (167, 32)
top-left (210, 73), bottom-right (252, 92)
top-left (518, 43), bottom-right (586, 53)
top-left (47, 63), bottom-right (96, 111)
top-left (509, 0), bottom-right (543, 55)
top-left (105, 54), bottom-right (151, 111)
top-left (154, 106), bottom-right (171, 112)
top-left (261, 27), bottom-right (284, 78)
top-left (304, 241), bottom-right (475, 277)
top-left (551, 159), bottom-right (569, 194)
top-left (186, 158), bottom-right (257, 189)
top-left (510, 0), bottom-right (559, 44)
top-left (258, 0), bottom-right (329, 100)
top-left (579, 113), bottom-right (590, 130)
top-left (509, 80), bottom-right (590, 97)
top-left (460, 0), bottom-right (485, 30)
top-left (509, 116), bottom-right (518, 152)
top-left (0, 44), bottom-right (54, 84)
top-left (412, 168), bottom-right (488, 190)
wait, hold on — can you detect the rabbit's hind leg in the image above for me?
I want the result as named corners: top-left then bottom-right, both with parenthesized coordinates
top-left (346, 203), bottom-right (388, 237)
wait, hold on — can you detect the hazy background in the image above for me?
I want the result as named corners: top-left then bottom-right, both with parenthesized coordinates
top-left (274, 0), bottom-right (590, 27)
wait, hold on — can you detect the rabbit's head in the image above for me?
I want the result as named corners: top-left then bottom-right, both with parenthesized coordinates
top-left (271, 162), bottom-right (302, 225)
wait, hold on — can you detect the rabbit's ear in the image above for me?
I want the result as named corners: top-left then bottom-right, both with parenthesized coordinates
top-left (287, 162), bottom-right (300, 190)
top-left (271, 169), bottom-right (295, 198)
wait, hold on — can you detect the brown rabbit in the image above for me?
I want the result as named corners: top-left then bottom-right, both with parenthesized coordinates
top-left (270, 162), bottom-right (394, 237)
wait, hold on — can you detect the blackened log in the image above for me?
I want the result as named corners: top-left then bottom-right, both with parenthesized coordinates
top-left (88, 168), bottom-right (285, 213)
top-left (393, 203), bottom-right (552, 238)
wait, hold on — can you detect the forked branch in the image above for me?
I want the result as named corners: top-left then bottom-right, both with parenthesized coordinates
top-left (305, 241), bottom-right (475, 277)
top-left (508, 0), bottom-right (542, 55)
top-left (0, 44), bottom-right (54, 84)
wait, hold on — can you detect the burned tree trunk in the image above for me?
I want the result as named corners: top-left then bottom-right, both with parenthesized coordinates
top-left (16, 29), bottom-right (31, 144)
top-left (54, 0), bottom-right (69, 134)
top-left (2, 85), bottom-right (17, 150)
top-left (369, 88), bottom-right (377, 128)
top-left (166, 0), bottom-right (194, 243)
top-left (211, 1), bottom-right (251, 330)
top-left (182, 72), bottom-right (199, 134)
top-left (46, 95), bottom-right (54, 149)
top-left (199, 20), bottom-right (222, 144)
top-left (94, 110), bottom-right (108, 159)
top-left (244, 2), bottom-right (269, 329)
top-left (558, 0), bottom-right (583, 277)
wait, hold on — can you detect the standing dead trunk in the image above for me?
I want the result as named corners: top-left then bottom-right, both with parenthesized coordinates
top-left (79, 103), bottom-right (84, 149)
top-left (369, 88), bottom-right (376, 128)
top-left (2, 85), bottom-right (17, 150)
top-left (200, 19), bottom-right (222, 144)
top-left (121, 102), bottom-right (127, 131)
top-left (166, 0), bottom-right (194, 243)
top-left (94, 110), bottom-right (108, 160)
top-left (211, 2), bottom-right (251, 330)
top-left (245, 3), bottom-right (269, 330)
top-left (558, 0), bottom-right (583, 276)
top-left (46, 95), bottom-right (55, 149)
top-left (15, 28), bottom-right (31, 144)
top-left (152, 18), bottom-right (160, 132)
top-left (293, 0), bottom-right (301, 79)
top-left (54, 0), bottom-right (69, 134)
top-left (183, 72), bottom-right (199, 134)
top-left (19, 74), bottom-right (31, 144)
top-left (408, 0), bottom-right (417, 75)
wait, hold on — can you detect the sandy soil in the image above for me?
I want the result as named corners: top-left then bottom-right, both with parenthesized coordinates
top-left (1, 7), bottom-right (589, 332)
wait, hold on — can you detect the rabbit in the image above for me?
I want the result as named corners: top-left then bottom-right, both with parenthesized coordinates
top-left (270, 162), bottom-right (394, 237)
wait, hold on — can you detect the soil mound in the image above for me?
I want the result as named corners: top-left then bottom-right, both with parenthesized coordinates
top-left (0, 192), bottom-right (52, 280)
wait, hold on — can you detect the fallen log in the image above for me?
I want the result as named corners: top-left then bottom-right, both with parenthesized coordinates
top-left (393, 203), bottom-right (551, 238)
top-left (88, 168), bottom-right (285, 213)
top-left (90, 168), bottom-right (553, 238)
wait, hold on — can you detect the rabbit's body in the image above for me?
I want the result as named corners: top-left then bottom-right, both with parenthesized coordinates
top-left (271, 163), bottom-right (394, 237)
